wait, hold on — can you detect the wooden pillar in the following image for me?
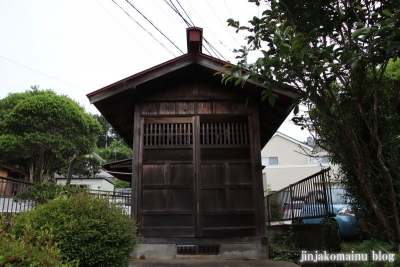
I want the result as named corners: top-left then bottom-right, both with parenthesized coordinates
top-left (131, 104), bottom-right (142, 221)
top-left (249, 97), bottom-right (266, 236)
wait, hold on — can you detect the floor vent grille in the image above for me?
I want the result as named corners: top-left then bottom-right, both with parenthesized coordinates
top-left (177, 245), bottom-right (220, 255)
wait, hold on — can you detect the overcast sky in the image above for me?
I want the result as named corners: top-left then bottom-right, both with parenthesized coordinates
top-left (0, 0), bottom-right (311, 142)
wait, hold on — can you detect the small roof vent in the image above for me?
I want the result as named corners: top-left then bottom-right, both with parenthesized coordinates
top-left (186, 27), bottom-right (203, 53)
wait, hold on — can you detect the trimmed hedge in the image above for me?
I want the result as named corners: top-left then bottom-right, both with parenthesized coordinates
top-left (0, 215), bottom-right (78, 267)
top-left (13, 192), bottom-right (139, 267)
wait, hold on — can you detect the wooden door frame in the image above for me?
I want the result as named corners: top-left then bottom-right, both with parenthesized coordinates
top-left (134, 112), bottom-right (262, 238)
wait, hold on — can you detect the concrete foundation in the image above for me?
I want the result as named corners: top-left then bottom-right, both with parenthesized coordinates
top-left (132, 244), bottom-right (176, 260)
top-left (132, 243), bottom-right (268, 260)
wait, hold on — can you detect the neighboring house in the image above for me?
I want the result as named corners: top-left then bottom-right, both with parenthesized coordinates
top-left (0, 165), bottom-right (27, 197)
top-left (54, 170), bottom-right (115, 191)
top-left (261, 132), bottom-right (338, 193)
top-left (0, 165), bottom-right (26, 180)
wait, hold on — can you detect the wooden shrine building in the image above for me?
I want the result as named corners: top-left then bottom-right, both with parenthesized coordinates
top-left (87, 28), bottom-right (298, 257)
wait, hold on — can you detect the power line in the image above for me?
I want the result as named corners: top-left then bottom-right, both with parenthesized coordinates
top-left (204, 0), bottom-right (240, 45)
top-left (153, 0), bottom-right (185, 36)
top-left (183, 1), bottom-right (231, 56)
top-left (111, 0), bottom-right (177, 57)
top-left (0, 55), bottom-right (87, 92)
top-left (174, 0), bottom-right (225, 60)
top-left (203, 39), bottom-right (227, 61)
top-left (163, 0), bottom-right (216, 57)
top-left (95, 0), bottom-right (157, 62)
top-left (222, 0), bottom-right (234, 18)
top-left (125, 0), bottom-right (184, 54)
top-left (164, 0), bottom-right (191, 27)
top-left (176, 0), bottom-right (195, 26)
top-left (164, 0), bottom-right (224, 59)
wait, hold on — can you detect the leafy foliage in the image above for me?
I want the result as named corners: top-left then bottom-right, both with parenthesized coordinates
top-left (268, 194), bottom-right (283, 221)
top-left (0, 215), bottom-right (78, 267)
top-left (58, 155), bottom-right (102, 179)
top-left (225, 0), bottom-right (400, 246)
top-left (13, 192), bottom-right (139, 267)
top-left (92, 114), bottom-right (124, 149)
top-left (95, 140), bottom-right (132, 164)
top-left (0, 86), bottom-right (47, 123)
top-left (321, 216), bottom-right (341, 252)
top-left (342, 240), bottom-right (400, 267)
top-left (14, 182), bottom-right (79, 205)
top-left (114, 178), bottom-right (130, 189)
top-left (0, 89), bottom-right (102, 182)
top-left (267, 230), bottom-right (300, 263)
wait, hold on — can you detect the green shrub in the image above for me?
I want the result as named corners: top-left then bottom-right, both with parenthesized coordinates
top-left (14, 182), bottom-right (79, 204)
top-left (267, 229), bottom-right (300, 263)
top-left (322, 215), bottom-right (341, 252)
top-left (342, 240), bottom-right (400, 267)
top-left (13, 192), bottom-right (140, 267)
top-left (0, 215), bottom-right (78, 267)
top-left (268, 195), bottom-right (283, 222)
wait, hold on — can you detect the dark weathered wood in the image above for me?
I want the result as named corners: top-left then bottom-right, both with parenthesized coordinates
top-left (176, 101), bottom-right (195, 114)
top-left (249, 100), bottom-right (266, 236)
top-left (144, 116), bottom-right (193, 123)
top-left (202, 214), bottom-right (255, 228)
top-left (128, 79), bottom-right (265, 239)
top-left (139, 116), bottom-right (196, 238)
top-left (200, 148), bottom-right (251, 160)
top-left (89, 54), bottom-right (298, 149)
top-left (89, 47), bottom-right (300, 242)
top-left (131, 104), bottom-right (141, 221)
top-left (141, 227), bottom-right (195, 237)
top-left (142, 215), bottom-right (194, 227)
top-left (141, 236), bottom-right (262, 244)
top-left (143, 149), bottom-right (193, 162)
top-left (197, 102), bottom-right (212, 114)
top-left (194, 115), bottom-right (202, 237)
top-left (202, 228), bottom-right (256, 237)
top-left (141, 94), bottom-right (245, 102)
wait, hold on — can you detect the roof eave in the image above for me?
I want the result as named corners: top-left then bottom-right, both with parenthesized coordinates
top-left (87, 52), bottom-right (299, 105)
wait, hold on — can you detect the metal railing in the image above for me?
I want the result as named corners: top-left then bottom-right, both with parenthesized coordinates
top-left (0, 176), bottom-right (34, 216)
top-left (265, 168), bottom-right (333, 225)
top-left (88, 189), bottom-right (132, 216)
top-left (0, 176), bottom-right (132, 217)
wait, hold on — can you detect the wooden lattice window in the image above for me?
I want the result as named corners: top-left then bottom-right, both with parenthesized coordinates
top-left (143, 123), bottom-right (193, 146)
top-left (200, 122), bottom-right (249, 145)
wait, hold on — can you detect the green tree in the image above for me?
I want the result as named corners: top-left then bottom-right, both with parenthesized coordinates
top-left (58, 155), bottom-right (102, 179)
top-left (95, 140), bottom-right (132, 164)
top-left (0, 89), bottom-right (102, 183)
top-left (0, 86), bottom-right (45, 123)
top-left (224, 0), bottom-right (400, 245)
top-left (92, 114), bottom-right (123, 149)
top-left (114, 178), bottom-right (130, 189)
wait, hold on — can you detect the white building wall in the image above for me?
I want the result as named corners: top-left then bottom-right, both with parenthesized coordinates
top-left (261, 132), bottom-right (338, 192)
top-left (261, 135), bottom-right (313, 165)
top-left (56, 178), bottom-right (114, 191)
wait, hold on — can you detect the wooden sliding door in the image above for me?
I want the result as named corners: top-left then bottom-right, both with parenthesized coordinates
top-left (139, 115), bottom-right (257, 238)
top-left (139, 117), bottom-right (196, 237)
top-left (198, 116), bottom-right (256, 237)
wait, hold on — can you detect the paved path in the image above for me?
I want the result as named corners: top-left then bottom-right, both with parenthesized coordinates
top-left (129, 259), bottom-right (300, 267)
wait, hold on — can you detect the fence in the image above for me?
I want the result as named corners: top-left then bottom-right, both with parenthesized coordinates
top-left (0, 176), bottom-right (132, 217)
top-left (0, 176), bottom-right (34, 216)
top-left (265, 168), bottom-right (333, 225)
top-left (88, 189), bottom-right (132, 216)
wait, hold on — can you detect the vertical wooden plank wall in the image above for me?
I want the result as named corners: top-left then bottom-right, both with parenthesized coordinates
top-left (133, 78), bottom-right (264, 239)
